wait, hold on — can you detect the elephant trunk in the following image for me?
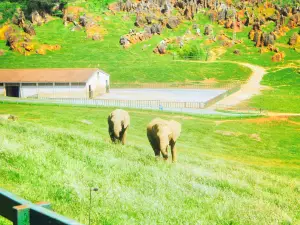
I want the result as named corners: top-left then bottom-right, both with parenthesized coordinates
top-left (159, 138), bottom-right (169, 159)
top-left (113, 122), bottom-right (122, 138)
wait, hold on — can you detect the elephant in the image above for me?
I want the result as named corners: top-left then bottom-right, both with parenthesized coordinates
top-left (147, 118), bottom-right (181, 162)
top-left (108, 109), bottom-right (130, 145)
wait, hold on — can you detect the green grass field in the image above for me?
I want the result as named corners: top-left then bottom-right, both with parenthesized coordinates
top-left (246, 68), bottom-right (300, 113)
top-left (0, 103), bottom-right (299, 224)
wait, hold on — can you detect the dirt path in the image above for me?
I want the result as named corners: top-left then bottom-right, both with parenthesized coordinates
top-left (212, 62), bottom-right (267, 107)
top-left (176, 60), bottom-right (267, 108)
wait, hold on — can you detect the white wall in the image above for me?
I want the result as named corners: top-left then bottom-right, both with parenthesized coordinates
top-left (86, 70), bottom-right (110, 97)
top-left (0, 86), bottom-right (5, 96)
top-left (21, 85), bottom-right (38, 98)
top-left (21, 84), bottom-right (88, 98)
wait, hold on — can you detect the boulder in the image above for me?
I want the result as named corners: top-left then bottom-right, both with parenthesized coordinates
top-left (135, 13), bottom-right (147, 27)
top-left (253, 31), bottom-right (263, 47)
top-left (120, 36), bottom-right (130, 48)
top-left (66, 14), bottom-right (75, 22)
top-left (224, 19), bottom-right (233, 28)
top-left (288, 13), bottom-right (300, 28)
top-left (233, 49), bottom-right (240, 55)
top-left (184, 6), bottom-right (194, 20)
top-left (92, 33), bottom-right (101, 40)
top-left (153, 40), bottom-right (167, 54)
top-left (150, 23), bottom-right (162, 34)
top-left (36, 48), bottom-right (46, 55)
top-left (289, 32), bottom-right (300, 46)
top-left (12, 9), bottom-right (25, 27)
top-left (23, 24), bottom-right (36, 36)
top-left (22, 42), bottom-right (34, 52)
top-left (272, 52), bottom-right (285, 62)
top-left (167, 16), bottom-right (180, 29)
top-left (204, 25), bottom-right (213, 36)
top-left (31, 11), bottom-right (44, 25)
top-left (263, 32), bottom-right (276, 46)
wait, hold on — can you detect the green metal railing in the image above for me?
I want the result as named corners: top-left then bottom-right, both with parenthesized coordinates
top-left (0, 188), bottom-right (83, 225)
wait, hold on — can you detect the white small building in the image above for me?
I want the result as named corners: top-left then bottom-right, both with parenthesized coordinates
top-left (0, 68), bottom-right (110, 99)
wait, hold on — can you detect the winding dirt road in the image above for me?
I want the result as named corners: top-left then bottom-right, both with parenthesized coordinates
top-left (212, 62), bottom-right (267, 107)
top-left (176, 60), bottom-right (267, 108)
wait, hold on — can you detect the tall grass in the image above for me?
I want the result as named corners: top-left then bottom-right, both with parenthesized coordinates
top-left (0, 103), bottom-right (299, 224)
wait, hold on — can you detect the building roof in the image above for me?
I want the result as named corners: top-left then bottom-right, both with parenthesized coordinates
top-left (0, 68), bottom-right (102, 83)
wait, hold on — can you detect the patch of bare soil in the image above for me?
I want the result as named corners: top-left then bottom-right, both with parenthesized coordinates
top-left (215, 130), bottom-right (242, 136)
top-left (215, 115), bottom-right (300, 127)
top-left (215, 116), bottom-right (289, 125)
top-left (201, 78), bottom-right (218, 84)
top-left (208, 47), bottom-right (227, 61)
top-left (215, 130), bottom-right (262, 142)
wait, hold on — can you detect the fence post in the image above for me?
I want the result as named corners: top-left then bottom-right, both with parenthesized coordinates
top-left (12, 205), bottom-right (30, 225)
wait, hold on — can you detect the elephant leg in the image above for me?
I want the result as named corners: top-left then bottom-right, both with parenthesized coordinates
top-left (109, 128), bottom-right (116, 143)
top-left (170, 141), bottom-right (177, 163)
top-left (147, 132), bottom-right (160, 159)
top-left (161, 146), bottom-right (169, 160)
top-left (154, 149), bottom-right (160, 160)
top-left (121, 128), bottom-right (127, 145)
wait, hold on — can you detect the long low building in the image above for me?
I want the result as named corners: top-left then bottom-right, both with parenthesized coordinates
top-left (0, 68), bottom-right (110, 99)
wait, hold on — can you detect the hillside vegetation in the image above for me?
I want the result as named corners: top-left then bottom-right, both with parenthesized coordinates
top-left (0, 0), bottom-right (299, 83)
top-left (0, 103), bottom-right (299, 224)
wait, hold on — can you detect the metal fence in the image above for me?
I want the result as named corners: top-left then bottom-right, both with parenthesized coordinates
top-left (38, 98), bottom-right (206, 109)
top-left (0, 188), bottom-right (82, 225)
top-left (110, 81), bottom-right (242, 90)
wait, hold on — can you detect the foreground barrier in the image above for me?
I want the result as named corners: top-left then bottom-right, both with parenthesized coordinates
top-left (0, 188), bottom-right (82, 225)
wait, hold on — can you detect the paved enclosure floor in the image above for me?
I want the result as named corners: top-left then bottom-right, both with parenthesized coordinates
top-left (97, 89), bottom-right (227, 102)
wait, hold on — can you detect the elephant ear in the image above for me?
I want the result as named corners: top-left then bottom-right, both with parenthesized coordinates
top-left (169, 120), bottom-right (182, 141)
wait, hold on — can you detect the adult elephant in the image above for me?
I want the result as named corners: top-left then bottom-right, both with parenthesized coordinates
top-left (147, 118), bottom-right (181, 162)
top-left (108, 109), bottom-right (130, 145)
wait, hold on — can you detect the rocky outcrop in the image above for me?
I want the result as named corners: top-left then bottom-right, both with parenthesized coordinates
top-left (31, 11), bottom-right (48, 26)
top-left (249, 23), bottom-right (276, 47)
top-left (289, 32), bottom-right (300, 46)
top-left (12, 9), bottom-right (25, 28)
top-left (204, 25), bottom-right (213, 36)
top-left (120, 30), bottom-right (152, 48)
top-left (153, 40), bottom-right (167, 54)
top-left (288, 13), bottom-right (300, 28)
top-left (272, 52), bottom-right (285, 62)
top-left (167, 16), bottom-right (180, 29)
top-left (23, 24), bottom-right (36, 36)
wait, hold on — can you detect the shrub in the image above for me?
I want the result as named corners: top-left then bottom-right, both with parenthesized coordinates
top-left (177, 44), bottom-right (206, 60)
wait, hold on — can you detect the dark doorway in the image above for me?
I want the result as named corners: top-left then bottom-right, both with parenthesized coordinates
top-left (89, 85), bottom-right (93, 99)
top-left (6, 85), bottom-right (20, 97)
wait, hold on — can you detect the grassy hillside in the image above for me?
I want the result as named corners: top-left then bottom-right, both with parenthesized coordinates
top-left (0, 14), bottom-right (254, 83)
top-left (0, 103), bottom-right (299, 224)
top-left (1, 1), bottom-right (299, 83)
top-left (246, 68), bottom-right (300, 113)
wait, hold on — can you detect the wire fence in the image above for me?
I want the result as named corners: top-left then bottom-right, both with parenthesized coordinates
top-left (38, 98), bottom-right (206, 109)
top-left (111, 81), bottom-right (242, 89)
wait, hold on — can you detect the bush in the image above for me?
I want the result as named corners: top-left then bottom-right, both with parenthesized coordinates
top-left (177, 44), bottom-right (206, 60)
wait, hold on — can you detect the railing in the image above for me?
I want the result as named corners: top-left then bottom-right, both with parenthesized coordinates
top-left (110, 81), bottom-right (242, 90)
top-left (0, 188), bottom-right (82, 225)
top-left (205, 84), bottom-right (242, 108)
top-left (38, 98), bottom-right (206, 109)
